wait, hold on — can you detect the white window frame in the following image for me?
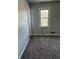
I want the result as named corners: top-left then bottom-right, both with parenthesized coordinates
top-left (39, 7), bottom-right (50, 28)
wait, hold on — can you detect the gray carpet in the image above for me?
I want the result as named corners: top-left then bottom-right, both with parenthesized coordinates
top-left (21, 36), bottom-right (60, 59)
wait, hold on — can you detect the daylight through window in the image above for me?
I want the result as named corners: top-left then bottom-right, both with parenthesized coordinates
top-left (40, 9), bottom-right (48, 27)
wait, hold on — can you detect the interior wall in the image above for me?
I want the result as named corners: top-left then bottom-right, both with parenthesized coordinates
top-left (30, 2), bottom-right (60, 34)
top-left (18, 0), bottom-right (30, 58)
top-left (28, 0), bottom-right (60, 3)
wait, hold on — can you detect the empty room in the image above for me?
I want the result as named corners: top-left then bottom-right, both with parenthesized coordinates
top-left (18, 0), bottom-right (60, 59)
top-left (1, 0), bottom-right (79, 59)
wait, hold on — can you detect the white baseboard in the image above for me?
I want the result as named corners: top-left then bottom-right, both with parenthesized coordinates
top-left (31, 34), bottom-right (60, 36)
top-left (19, 38), bottom-right (30, 59)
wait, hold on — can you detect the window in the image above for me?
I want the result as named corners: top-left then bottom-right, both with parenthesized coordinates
top-left (40, 9), bottom-right (49, 27)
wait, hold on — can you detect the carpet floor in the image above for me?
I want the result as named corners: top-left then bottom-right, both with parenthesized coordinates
top-left (21, 36), bottom-right (60, 59)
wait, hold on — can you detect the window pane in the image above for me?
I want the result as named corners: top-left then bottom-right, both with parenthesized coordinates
top-left (41, 10), bottom-right (48, 18)
top-left (40, 9), bottom-right (48, 27)
top-left (41, 19), bottom-right (48, 26)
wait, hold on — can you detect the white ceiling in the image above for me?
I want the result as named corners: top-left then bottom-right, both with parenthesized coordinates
top-left (28, 0), bottom-right (60, 3)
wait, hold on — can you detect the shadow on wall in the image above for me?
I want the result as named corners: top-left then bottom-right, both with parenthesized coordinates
top-left (18, 0), bottom-right (30, 59)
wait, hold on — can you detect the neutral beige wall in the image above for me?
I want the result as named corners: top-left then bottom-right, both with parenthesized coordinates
top-left (18, 0), bottom-right (30, 58)
top-left (18, 0), bottom-right (27, 32)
